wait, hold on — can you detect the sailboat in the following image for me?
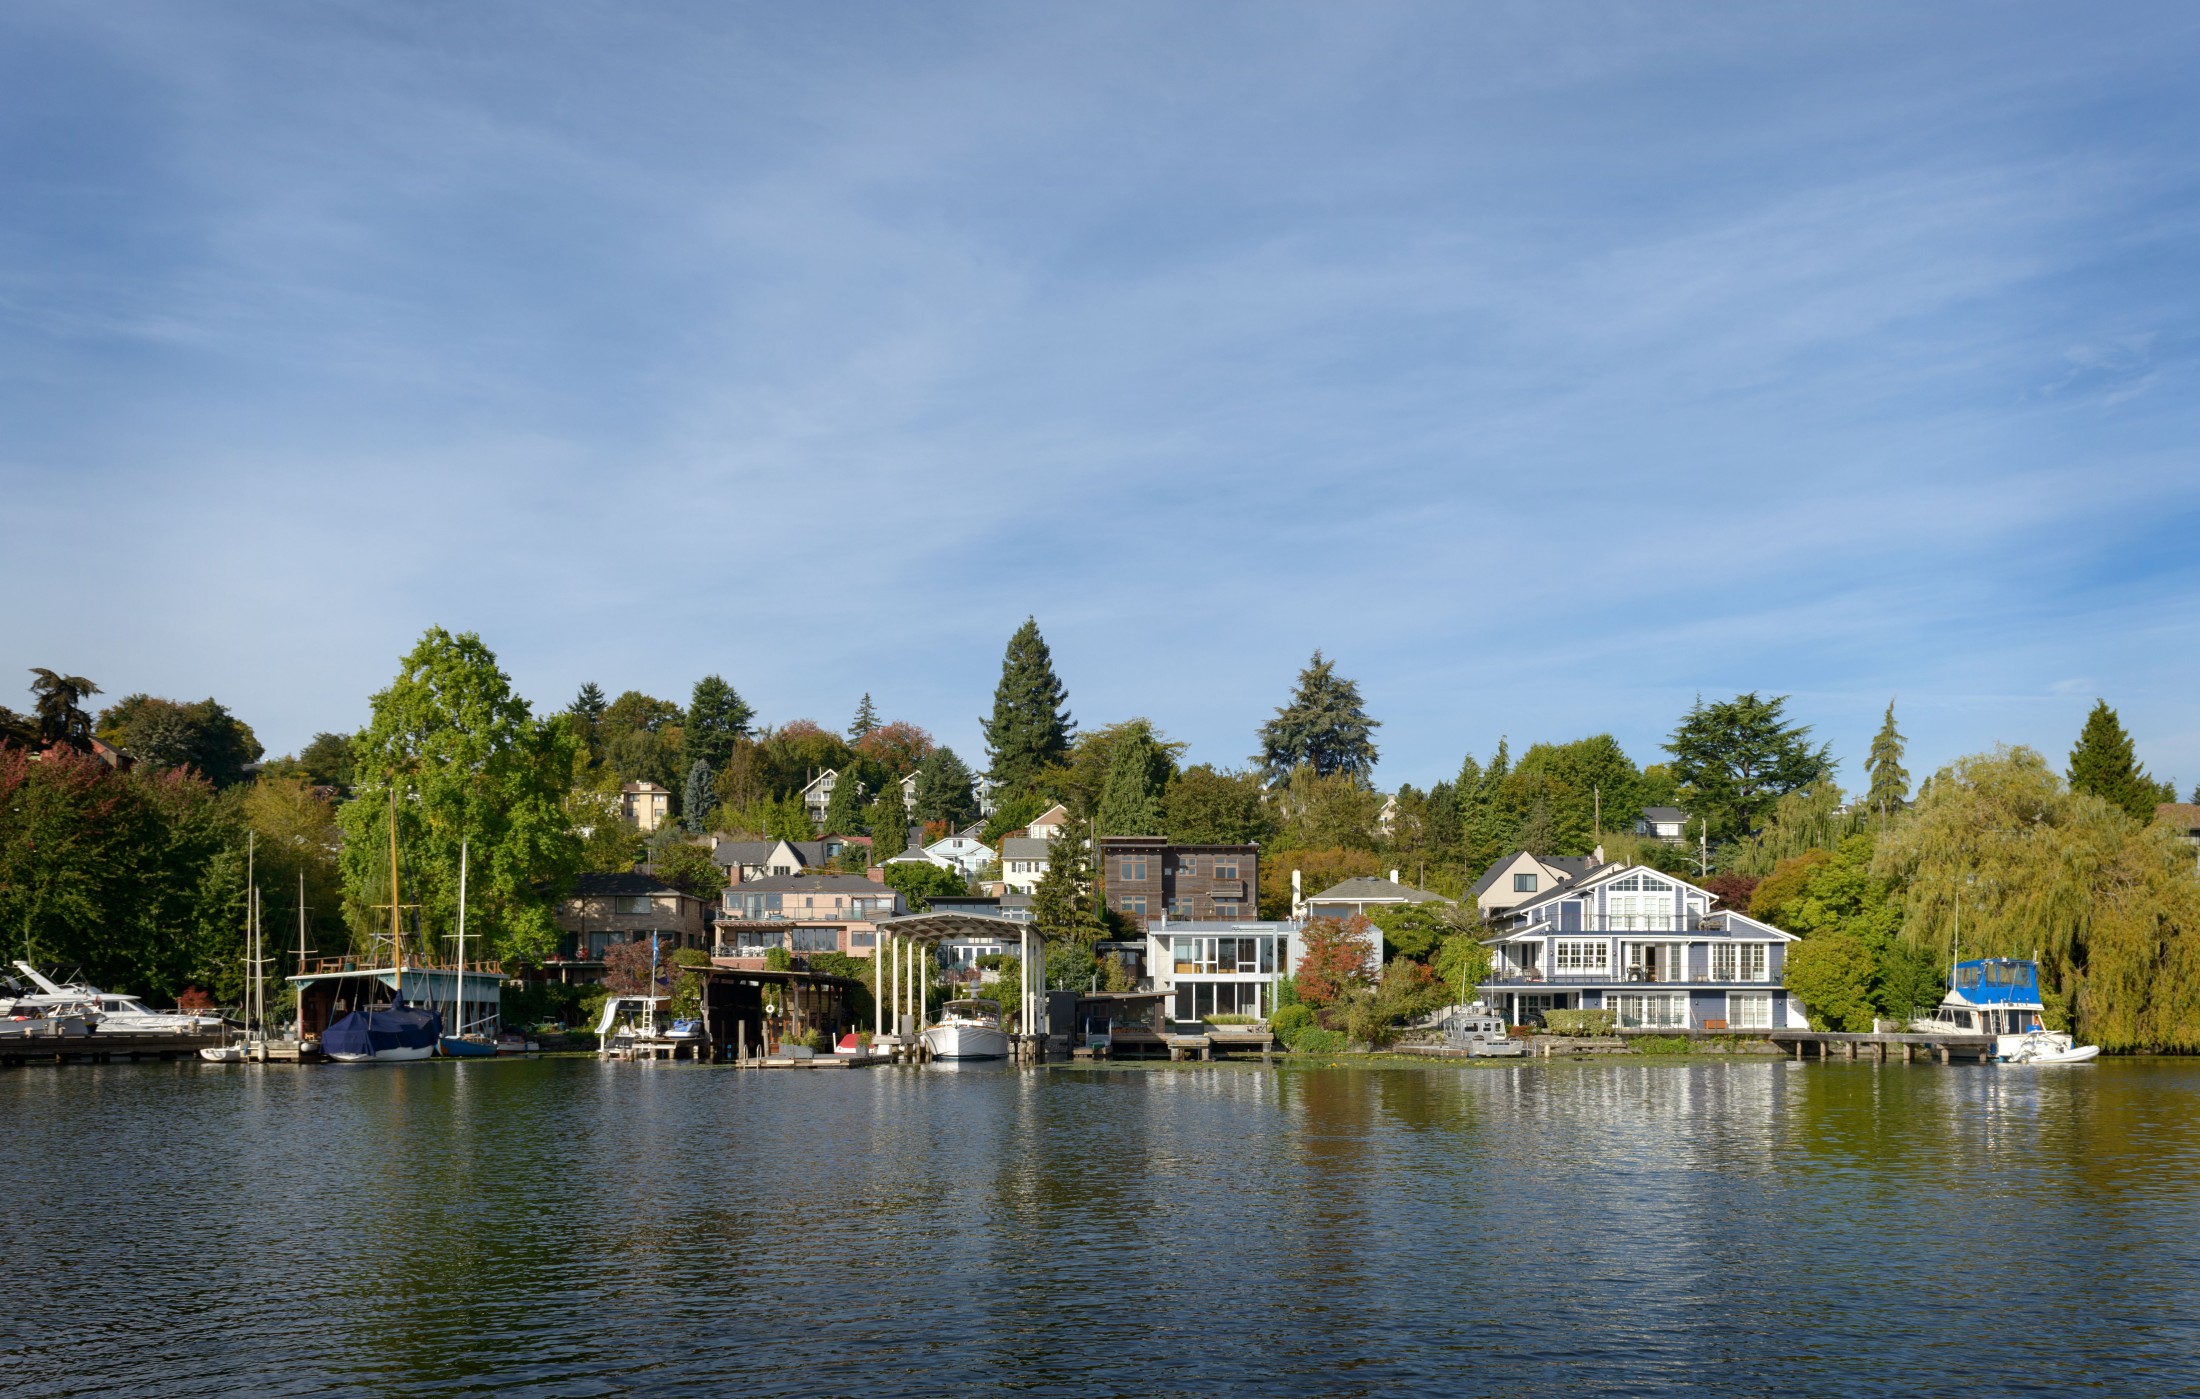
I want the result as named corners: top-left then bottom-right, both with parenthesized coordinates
top-left (202, 836), bottom-right (266, 1063)
top-left (322, 788), bottom-right (442, 1064)
top-left (439, 840), bottom-right (497, 1057)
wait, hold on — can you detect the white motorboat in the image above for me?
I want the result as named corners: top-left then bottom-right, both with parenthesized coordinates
top-left (921, 999), bottom-right (1010, 1060)
top-left (1444, 1007), bottom-right (1527, 1057)
top-left (199, 1041), bottom-right (248, 1063)
top-left (9, 962), bottom-right (224, 1034)
top-left (1909, 958), bottom-right (2098, 1065)
top-left (0, 1010), bottom-right (90, 1038)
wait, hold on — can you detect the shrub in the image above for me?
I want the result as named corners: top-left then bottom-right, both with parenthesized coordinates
top-left (1269, 1002), bottom-right (1315, 1046)
top-left (763, 946), bottom-right (794, 972)
top-left (1291, 1027), bottom-right (1347, 1055)
top-left (1341, 990), bottom-right (1395, 1047)
top-left (1633, 1035), bottom-right (1692, 1055)
top-left (1542, 1009), bottom-right (1616, 1036)
top-left (1203, 1013), bottom-right (1257, 1026)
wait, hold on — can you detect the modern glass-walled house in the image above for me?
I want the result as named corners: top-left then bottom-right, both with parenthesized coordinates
top-left (1476, 863), bottom-right (1807, 1029)
top-left (1146, 920), bottom-right (1304, 1026)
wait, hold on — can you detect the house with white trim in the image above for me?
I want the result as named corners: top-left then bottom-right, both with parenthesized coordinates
top-left (1469, 851), bottom-right (1604, 919)
top-left (1477, 863), bottom-right (1806, 1030)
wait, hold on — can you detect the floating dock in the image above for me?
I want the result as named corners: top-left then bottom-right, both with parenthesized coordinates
top-left (0, 1030), bottom-right (228, 1066)
top-left (1770, 1030), bottom-right (1997, 1063)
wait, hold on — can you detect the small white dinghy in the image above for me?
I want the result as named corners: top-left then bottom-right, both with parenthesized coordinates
top-left (199, 1041), bottom-right (247, 1064)
top-left (2005, 1031), bottom-right (2100, 1065)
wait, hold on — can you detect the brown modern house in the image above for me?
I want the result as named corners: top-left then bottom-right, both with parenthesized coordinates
top-left (1098, 836), bottom-right (1257, 930)
top-left (555, 871), bottom-right (711, 959)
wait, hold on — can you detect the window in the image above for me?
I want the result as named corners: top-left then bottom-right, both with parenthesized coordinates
top-left (615, 895), bottom-right (651, 915)
top-left (1121, 896), bottom-right (1149, 918)
top-left (1513, 873), bottom-right (1538, 893)
top-left (731, 930), bottom-right (784, 952)
top-left (1711, 943), bottom-right (1767, 981)
top-left (1214, 860), bottom-right (1239, 881)
top-left (1173, 937), bottom-right (1199, 974)
top-left (1167, 896), bottom-right (1192, 917)
top-left (1214, 900), bottom-right (1239, 919)
top-left (790, 927), bottom-right (838, 952)
top-left (1609, 888), bottom-right (1672, 931)
top-left (1260, 938), bottom-right (1276, 974)
top-left (850, 932), bottom-right (875, 948)
top-left (1554, 940), bottom-right (1609, 973)
top-left (1175, 855), bottom-right (1199, 876)
top-left (1727, 993), bottom-right (1773, 1029)
top-left (1121, 857), bottom-right (1148, 882)
top-left (1612, 993), bottom-right (1687, 1029)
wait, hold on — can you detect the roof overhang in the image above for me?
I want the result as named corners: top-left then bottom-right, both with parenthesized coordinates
top-left (876, 911), bottom-right (1041, 945)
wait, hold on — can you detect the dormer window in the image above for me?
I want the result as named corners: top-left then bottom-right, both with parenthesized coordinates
top-left (1513, 873), bottom-right (1538, 893)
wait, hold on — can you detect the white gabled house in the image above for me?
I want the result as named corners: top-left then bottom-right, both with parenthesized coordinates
top-left (1477, 863), bottom-right (1807, 1031)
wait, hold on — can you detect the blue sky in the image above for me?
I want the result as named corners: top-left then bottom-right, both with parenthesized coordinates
top-left (5, 3), bottom-right (2199, 794)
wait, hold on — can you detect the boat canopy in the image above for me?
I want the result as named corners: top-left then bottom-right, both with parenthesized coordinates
top-left (1948, 958), bottom-right (2043, 1007)
top-left (322, 1001), bottom-right (442, 1057)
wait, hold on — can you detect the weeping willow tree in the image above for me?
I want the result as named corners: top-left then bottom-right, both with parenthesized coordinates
top-left (1873, 746), bottom-right (2200, 1051)
top-left (1724, 781), bottom-right (1869, 877)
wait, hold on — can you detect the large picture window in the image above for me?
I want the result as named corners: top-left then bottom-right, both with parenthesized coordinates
top-left (1612, 993), bottom-right (1686, 1029)
top-left (1711, 943), bottom-right (1768, 981)
top-left (1554, 939), bottom-right (1609, 973)
top-left (1727, 993), bottom-right (1773, 1028)
top-left (790, 927), bottom-right (838, 952)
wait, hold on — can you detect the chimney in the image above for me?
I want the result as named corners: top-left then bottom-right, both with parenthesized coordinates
top-left (1389, 869), bottom-right (1400, 884)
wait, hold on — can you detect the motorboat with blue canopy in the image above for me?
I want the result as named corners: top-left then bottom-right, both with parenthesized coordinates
top-left (1910, 958), bottom-right (2098, 1063)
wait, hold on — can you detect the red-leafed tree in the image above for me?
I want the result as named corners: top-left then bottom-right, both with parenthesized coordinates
top-left (855, 721), bottom-right (936, 779)
top-left (1295, 914), bottom-right (1377, 1008)
top-left (602, 937), bottom-right (673, 997)
top-left (1702, 873), bottom-right (1759, 912)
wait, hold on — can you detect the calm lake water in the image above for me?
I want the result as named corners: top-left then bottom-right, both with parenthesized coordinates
top-left (3, 1055), bottom-right (2196, 1397)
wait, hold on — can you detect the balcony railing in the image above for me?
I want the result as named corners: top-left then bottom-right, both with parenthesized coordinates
top-left (1498, 917), bottom-right (1726, 934)
top-left (1484, 968), bottom-right (1774, 986)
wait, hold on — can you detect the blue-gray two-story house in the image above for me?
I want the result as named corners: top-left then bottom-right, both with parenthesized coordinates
top-left (1476, 862), bottom-right (1807, 1030)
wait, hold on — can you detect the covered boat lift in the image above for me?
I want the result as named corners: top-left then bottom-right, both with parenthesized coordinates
top-left (873, 911), bottom-right (1047, 1060)
top-left (288, 958), bottom-right (503, 1043)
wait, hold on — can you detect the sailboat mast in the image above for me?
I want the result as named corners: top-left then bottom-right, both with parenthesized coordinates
top-left (456, 838), bottom-right (468, 1037)
top-left (245, 832), bottom-right (255, 1032)
top-left (388, 785), bottom-right (402, 1006)
top-left (297, 870), bottom-right (307, 1038)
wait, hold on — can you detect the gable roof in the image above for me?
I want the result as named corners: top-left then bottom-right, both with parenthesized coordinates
top-left (1000, 837), bottom-right (1051, 859)
top-left (1639, 807), bottom-right (1688, 822)
top-left (1502, 862), bottom-right (1703, 920)
top-left (712, 837), bottom-right (800, 868)
top-left (1309, 876), bottom-right (1451, 906)
top-left (722, 874), bottom-right (899, 895)
top-left (1468, 852), bottom-right (1606, 898)
top-left (1030, 803), bottom-right (1070, 828)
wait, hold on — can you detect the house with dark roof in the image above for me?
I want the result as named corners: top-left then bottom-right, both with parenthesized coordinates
top-left (1477, 863), bottom-right (1805, 1030)
top-left (711, 835), bottom-right (865, 884)
top-left (999, 836), bottom-right (1052, 895)
top-left (1305, 873), bottom-right (1451, 923)
top-left (556, 872), bottom-right (710, 959)
top-left (1470, 851), bottom-right (1606, 919)
top-left (1635, 806), bottom-right (1691, 846)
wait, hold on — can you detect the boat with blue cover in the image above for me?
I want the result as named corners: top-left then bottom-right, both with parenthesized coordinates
top-left (1910, 958), bottom-right (2098, 1064)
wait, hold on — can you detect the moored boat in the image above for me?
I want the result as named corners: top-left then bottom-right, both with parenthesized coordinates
top-left (921, 999), bottom-right (1009, 1060)
top-left (1909, 958), bottom-right (2098, 1064)
top-left (323, 1001), bottom-right (442, 1063)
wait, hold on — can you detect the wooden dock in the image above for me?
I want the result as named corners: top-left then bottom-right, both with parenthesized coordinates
top-left (0, 1030), bottom-right (229, 1066)
top-left (1770, 1030), bottom-right (1997, 1063)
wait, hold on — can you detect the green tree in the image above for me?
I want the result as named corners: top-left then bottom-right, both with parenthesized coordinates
top-left (337, 628), bottom-right (582, 964)
top-left (881, 859), bottom-right (966, 911)
top-left (1783, 933), bottom-right (1878, 1032)
top-left (682, 759), bottom-right (713, 834)
top-left (982, 617), bottom-right (1074, 795)
top-left (1256, 650), bottom-right (1379, 783)
top-left (2068, 699), bottom-right (2172, 822)
top-left (867, 779), bottom-right (908, 860)
top-left (1163, 765), bottom-right (1272, 845)
top-left (296, 732), bottom-right (357, 791)
top-left (1042, 719), bottom-right (1184, 819)
top-left (1455, 741), bottom-right (1516, 879)
top-left (598, 690), bottom-right (685, 795)
top-left (820, 766), bottom-right (867, 836)
top-left (569, 683), bottom-right (608, 763)
top-left (96, 695), bottom-right (264, 788)
top-left (28, 668), bottom-right (100, 747)
top-left (1272, 766), bottom-right (1383, 851)
top-left (649, 837), bottom-right (726, 902)
top-left (1095, 725), bottom-right (1173, 836)
top-left (1664, 693), bottom-right (1832, 841)
top-left (1498, 734), bottom-right (1646, 854)
top-left (912, 746), bottom-right (979, 827)
top-left (1367, 901), bottom-right (1459, 961)
top-left (1864, 701), bottom-right (1910, 825)
top-left (849, 693), bottom-right (879, 741)
top-left (1029, 825), bottom-right (1105, 945)
top-left (681, 675), bottom-right (753, 777)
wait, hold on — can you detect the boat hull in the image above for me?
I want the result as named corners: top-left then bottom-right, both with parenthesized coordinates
top-left (326, 1043), bottom-right (437, 1064)
top-left (923, 1022), bottom-right (1009, 1060)
top-left (438, 1035), bottom-right (499, 1057)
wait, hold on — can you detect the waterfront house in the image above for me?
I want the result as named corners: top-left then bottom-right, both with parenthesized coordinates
top-left (1469, 852), bottom-right (1605, 920)
top-left (715, 874), bottom-right (903, 962)
top-left (620, 781), bottom-right (672, 832)
top-left (1477, 863), bottom-right (1806, 1029)
top-left (1100, 837), bottom-right (1258, 930)
top-left (1306, 872), bottom-right (1450, 922)
top-left (557, 872), bottom-right (711, 958)
top-left (1147, 919), bottom-right (1304, 1027)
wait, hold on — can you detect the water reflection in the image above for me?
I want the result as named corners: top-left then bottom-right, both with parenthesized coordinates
top-left (2, 1058), bottom-right (2196, 1395)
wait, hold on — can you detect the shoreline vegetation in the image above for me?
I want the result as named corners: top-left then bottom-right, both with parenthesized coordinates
top-left (6, 632), bottom-right (2200, 1054)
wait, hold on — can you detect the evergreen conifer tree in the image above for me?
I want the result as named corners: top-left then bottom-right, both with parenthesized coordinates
top-left (681, 675), bottom-right (753, 776)
top-left (1256, 650), bottom-right (1380, 783)
top-left (1455, 740), bottom-right (1515, 877)
top-left (1029, 825), bottom-right (1105, 945)
top-left (683, 759), bottom-right (712, 834)
top-left (1664, 692), bottom-right (1832, 840)
top-left (849, 693), bottom-right (879, 741)
top-left (911, 747), bottom-right (978, 827)
top-left (1864, 701), bottom-right (1910, 826)
top-left (2068, 700), bottom-right (2172, 821)
top-left (982, 618), bottom-right (1073, 794)
top-left (867, 780), bottom-right (909, 860)
top-left (1095, 725), bottom-right (1172, 836)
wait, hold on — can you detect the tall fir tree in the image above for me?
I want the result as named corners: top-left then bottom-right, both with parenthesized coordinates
top-left (1864, 701), bottom-right (1910, 825)
top-left (820, 765), bottom-right (866, 836)
top-left (1664, 692), bottom-right (1832, 841)
top-left (849, 693), bottom-right (879, 741)
top-left (1256, 650), bottom-right (1380, 784)
top-left (2068, 699), bottom-right (2172, 821)
top-left (867, 779), bottom-right (909, 860)
top-left (1094, 725), bottom-right (1173, 836)
top-left (1029, 824), bottom-right (1105, 946)
top-left (911, 747), bottom-right (979, 827)
top-left (1455, 739), bottom-right (1515, 876)
top-left (683, 759), bottom-right (712, 834)
top-left (982, 618), bottom-right (1073, 794)
top-left (681, 675), bottom-right (753, 777)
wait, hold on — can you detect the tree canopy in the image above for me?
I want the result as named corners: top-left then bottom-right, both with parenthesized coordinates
top-left (2067, 699), bottom-right (2172, 822)
top-left (1256, 650), bottom-right (1379, 784)
top-left (1664, 692), bottom-right (1831, 841)
top-left (1094, 722), bottom-right (1174, 836)
top-left (983, 618), bottom-right (1073, 795)
top-left (97, 694), bottom-right (264, 788)
top-left (681, 675), bottom-right (753, 777)
top-left (912, 746), bottom-right (979, 827)
top-left (337, 628), bottom-right (581, 964)
top-left (1864, 701), bottom-right (1909, 824)
top-left (29, 668), bottom-right (100, 747)
top-left (1163, 765), bottom-right (1271, 845)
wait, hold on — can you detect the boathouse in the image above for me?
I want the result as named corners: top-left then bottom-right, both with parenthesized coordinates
top-left (288, 958), bottom-right (503, 1043)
